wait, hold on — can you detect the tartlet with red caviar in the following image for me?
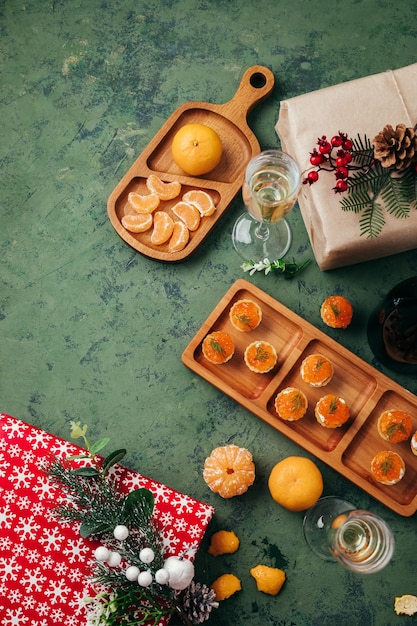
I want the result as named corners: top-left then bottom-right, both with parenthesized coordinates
top-left (229, 299), bottom-right (262, 332)
top-left (320, 295), bottom-right (353, 329)
top-left (315, 394), bottom-right (350, 428)
top-left (244, 341), bottom-right (277, 374)
top-left (202, 331), bottom-right (235, 364)
top-left (370, 450), bottom-right (405, 485)
top-left (300, 353), bottom-right (334, 387)
top-left (377, 410), bottom-right (413, 444)
top-left (274, 387), bottom-right (308, 422)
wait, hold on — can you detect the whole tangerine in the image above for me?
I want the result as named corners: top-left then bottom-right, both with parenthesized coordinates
top-left (268, 456), bottom-right (323, 512)
top-left (171, 123), bottom-right (222, 176)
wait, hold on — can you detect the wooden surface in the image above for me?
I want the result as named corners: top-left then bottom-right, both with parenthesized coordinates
top-left (107, 65), bottom-right (275, 261)
top-left (182, 279), bottom-right (417, 516)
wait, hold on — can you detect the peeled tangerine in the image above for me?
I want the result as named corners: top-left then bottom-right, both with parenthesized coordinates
top-left (208, 530), bottom-right (240, 556)
top-left (250, 564), bottom-right (286, 596)
top-left (203, 444), bottom-right (255, 499)
top-left (210, 573), bottom-right (241, 601)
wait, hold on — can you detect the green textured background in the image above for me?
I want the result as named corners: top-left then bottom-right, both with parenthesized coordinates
top-left (1, 1), bottom-right (416, 624)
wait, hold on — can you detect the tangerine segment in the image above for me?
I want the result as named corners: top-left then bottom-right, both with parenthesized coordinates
top-left (395, 595), bottom-right (417, 616)
top-left (320, 295), bottom-right (353, 328)
top-left (275, 387), bottom-right (308, 421)
top-left (244, 341), bottom-right (277, 373)
top-left (182, 189), bottom-right (216, 216)
top-left (210, 573), bottom-right (241, 601)
top-left (377, 410), bottom-right (413, 443)
top-left (203, 444), bottom-right (255, 498)
top-left (150, 211), bottom-right (174, 245)
top-left (146, 174), bottom-right (181, 200)
top-left (300, 353), bottom-right (334, 387)
top-left (315, 394), bottom-right (350, 428)
top-left (128, 191), bottom-right (160, 214)
top-left (168, 221), bottom-right (190, 252)
top-left (268, 456), bottom-right (323, 512)
top-left (202, 331), bottom-right (235, 364)
top-left (370, 450), bottom-right (405, 485)
top-left (171, 123), bottom-right (222, 176)
top-left (250, 565), bottom-right (286, 596)
top-left (229, 299), bottom-right (262, 332)
top-left (172, 201), bottom-right (201, 231)
top-left (121, 213), bottom-right (153, 233)
top-left (208, 530), bottom-right (240, 556)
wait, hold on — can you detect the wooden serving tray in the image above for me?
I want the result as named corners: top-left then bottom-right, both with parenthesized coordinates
top-left (107, 65), bottom-right (275, 262)
top-left (182, 279), bottom-right (417, 517)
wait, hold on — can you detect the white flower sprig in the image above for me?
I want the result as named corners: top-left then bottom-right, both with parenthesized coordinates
top-left (241, 256), bottom-right (310, 278)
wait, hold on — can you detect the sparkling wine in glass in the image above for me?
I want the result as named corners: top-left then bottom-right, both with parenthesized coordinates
top-left (303, 496), bottom-right (395, 574)
top-left (232, 150), bottom-right (301, 262)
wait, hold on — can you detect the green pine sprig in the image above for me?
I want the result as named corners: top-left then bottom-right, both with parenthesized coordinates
top-left (339, 134), bottom-right (417, 238)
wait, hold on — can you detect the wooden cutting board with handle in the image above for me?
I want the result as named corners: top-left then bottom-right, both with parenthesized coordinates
top-left (107, 65), bottom-right (275, 261)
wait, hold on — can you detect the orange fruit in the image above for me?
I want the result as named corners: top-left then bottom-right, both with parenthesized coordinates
top-left (370, 450), bottom-right (405, 485)
top-left (128, 191), bottom-right (160, 214)
top-left (377, 410), bottom-right (413, 443)
top-left (315, 394), bottom-right (350, 428)
top-left (210, 574), bottom-right (241, 601)
top-left (172, 201), bottom-right (201, 231)
top-left (268, 456), bottom-right (323, 512)
top-left (121, 213), bottom-right (153, 233)
top-left (244, 340), bottom-right (277, 373)
top-left (274, 387), bottom-right (308, 422)
top-left (150, 211), bottom-right (174, 245)
top-left (250, 565), bottom-right (286, 596)
top-left (145, 174), bottom-right (181, 200)
top-left (202, 331), bottom-right (235, 364)
top-left (182, 189), bottom-right (216, 216)
top-left (300, 353), bottom-right (334, 387)
top-left (207, 530), bottom-right (240, 556)
top-left (203, 444), bottom-right (255, 499)
top-left (320, 295), bottom-right (353, 329)
top-left (171, 123), bottom-right (222, 176)
top-left (229, 299), bottom-right (262, 332)
top-left (168, 221), bottom-right (190, 252)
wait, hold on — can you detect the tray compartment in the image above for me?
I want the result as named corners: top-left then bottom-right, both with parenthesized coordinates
top-left (114, 176), bottom-right (221, 254)
top-left (191, 287), bottom-right (303, 400)
top-left (266, 339), bottom-right (378, 452)
top-left (342, 390), bottom-right (417, 506)
top-left (147, 109), bottom-right (252, 184)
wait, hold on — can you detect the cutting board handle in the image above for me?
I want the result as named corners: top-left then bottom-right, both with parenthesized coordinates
top-left (219, 65), bottom-right (275, 124)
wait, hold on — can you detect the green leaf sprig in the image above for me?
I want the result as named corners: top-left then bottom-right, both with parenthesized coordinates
top-left (241, 256), bottom-right (311, 278)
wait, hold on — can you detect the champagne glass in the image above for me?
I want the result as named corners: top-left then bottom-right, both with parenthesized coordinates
top-left (232, 150), bottom-right (301, 262)
top-left (303, 496), bottom-right (395, 574)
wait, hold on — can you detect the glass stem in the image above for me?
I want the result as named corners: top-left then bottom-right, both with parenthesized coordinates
top-left (254, 221), bottom-right (270, 241)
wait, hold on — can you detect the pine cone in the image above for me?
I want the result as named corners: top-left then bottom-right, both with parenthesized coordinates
top-left (372, 123), bottom-right (417, 170)
top-left (181, 582), bottom-right (219, 624)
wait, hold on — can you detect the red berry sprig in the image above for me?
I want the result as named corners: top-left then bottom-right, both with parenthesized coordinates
top-left (303, 132), bottom-right (365, 194)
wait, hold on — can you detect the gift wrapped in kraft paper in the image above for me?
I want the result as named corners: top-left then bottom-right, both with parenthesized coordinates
top-left (275, 63), bottom-right (417, 270)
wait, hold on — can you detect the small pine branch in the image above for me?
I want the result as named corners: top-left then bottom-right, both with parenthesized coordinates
top-left (359, 201), bottom-right (385, 238)
top-left (340, 191), bottom-right (372, 214)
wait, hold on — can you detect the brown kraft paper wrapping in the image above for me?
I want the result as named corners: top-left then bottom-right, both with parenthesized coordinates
top-left (275, 63), bottom-right (417, 270)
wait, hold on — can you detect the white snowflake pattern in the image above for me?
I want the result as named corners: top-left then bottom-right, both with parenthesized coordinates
top-left (17, 494), bottom-right (32, 509)
top-left (8, 443), bottom-right (24, 458)
top-left (1, 418), bottom-right (27, 439)
top-left (38, 526), bottom-right (64, 552)
top-left (14, 517), bottom-right (41, 541)
top-left (161, 528), bottom-right (181, 551)
top-left (2, 605), bottom-right (29, 625)
top-left (150, 483), bottom-right (172, 504)
top-left (0, 555), bottom-right (22, 581)
top-left (8, 588), bottom-right (21, 603)
top-left (49, 439), bottom-right (74, 457)
top-left (20, 568), bottom-right (47, 593)
top-left (26, 548), bottom-right (41, 563)
top-left (10, 464), bottom-right (33, 489)
top-left (0, 437), bottom-right (8, 451)
top-left (158, 510), bottom-right (174, 526)
top-left (21, 595), bottom-right (36, 610)
top-left (0, 504), bottom-right (16, 529)
top-left (171, 494), bottom-right (194, 515)
top-left (50, 607), bottom-right (65, 621)
top-left (13, 542), bottom-right (26, 557)
top-left (67, 567), bottom-right (84, 583)
top-left (54, 561), bottom-right (69, 577)
top-left (195, 506), bottom-right (214, 524)
top-left (63, 536), bottom-right (90, 563)
top-left (45, 578), bottom-right (71, 602)
top-left (174, 518), bottom-right (188, 533)
top-left (0, 535), bottom-right (12, 550)
top-left (37, 602), bottom-right (51, 617)
top-left (32, 474), bottom-right (56, 499)
top-left (25, 429), bottom-right (54, 450)
top-left (30, 501), bottom-right (45, 516)
top-left (187, 523), bottom-right (203, 539)
top-left (2, 489), bottom-right (18, 504)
